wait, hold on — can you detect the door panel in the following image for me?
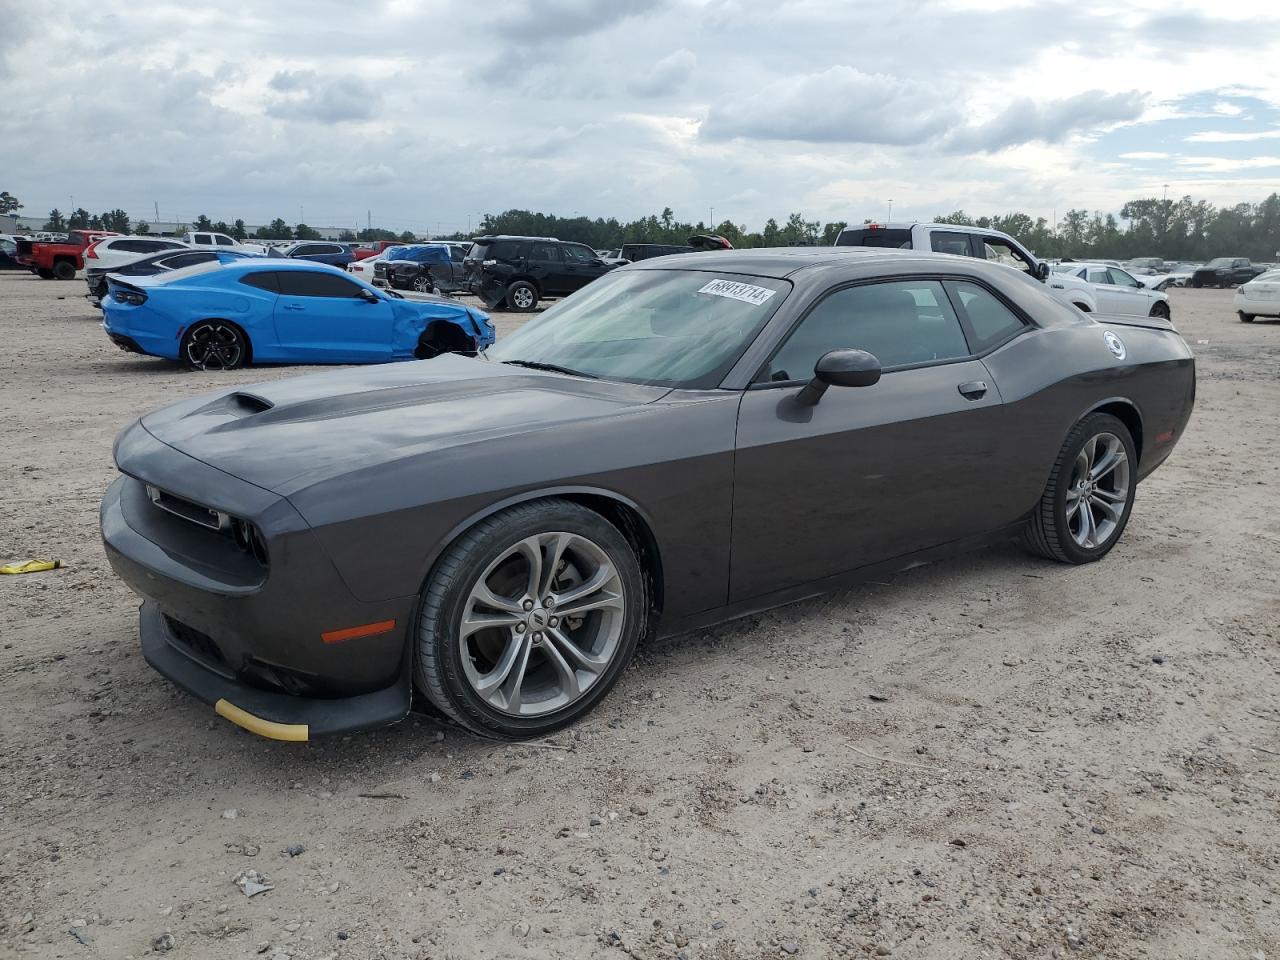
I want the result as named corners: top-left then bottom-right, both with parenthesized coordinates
top-left (730, 360), bottom-right (1007, 602)
top-left (272, 272), bottom-right (395, 361)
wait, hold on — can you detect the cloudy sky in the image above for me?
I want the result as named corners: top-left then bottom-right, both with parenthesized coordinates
top-left (2, 0), bottom-right (1279, 234)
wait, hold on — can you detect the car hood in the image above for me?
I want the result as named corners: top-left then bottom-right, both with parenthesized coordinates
top-left (139, 355), bottom-right (671, 496)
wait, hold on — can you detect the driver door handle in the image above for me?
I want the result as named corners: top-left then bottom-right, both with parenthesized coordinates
top-left (957, 380), bottom-right (987, 400)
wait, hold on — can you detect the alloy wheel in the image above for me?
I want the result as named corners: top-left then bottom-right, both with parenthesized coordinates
top-left (512, 287), bottom-right (535, 309)
top-left (459, 531), bottom-right (625, 717)
top-left (184, 322), bottom-right (244, 370)
top-left (1065, 432), bottom-right (1131, 549)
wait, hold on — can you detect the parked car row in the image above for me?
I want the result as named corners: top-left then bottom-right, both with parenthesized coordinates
top-left (13, 230), bottom-right (363, 284)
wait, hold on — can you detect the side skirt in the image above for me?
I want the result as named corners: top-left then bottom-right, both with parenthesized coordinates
top-left (654, 521), bottom-right (1028, 641)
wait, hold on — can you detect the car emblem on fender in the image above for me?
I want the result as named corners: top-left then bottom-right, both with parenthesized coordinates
top-left (1104, 331), bottom-right (1126, 360)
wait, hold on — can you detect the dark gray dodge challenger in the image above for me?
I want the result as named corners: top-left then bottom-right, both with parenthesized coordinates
top-left (101, 248), bottom-right (1195, 741)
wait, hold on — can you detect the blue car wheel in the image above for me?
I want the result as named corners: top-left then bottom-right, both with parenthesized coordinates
top-left (182, 320), bottom-right (249, 370)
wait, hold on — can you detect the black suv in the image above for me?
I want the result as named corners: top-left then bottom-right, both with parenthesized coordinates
top-left (1190, 258), bottom-right (1267, 288)
top-left (464, 236), bottom-right (618, 311)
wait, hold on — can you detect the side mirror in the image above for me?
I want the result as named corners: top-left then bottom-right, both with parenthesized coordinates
top-left (359, 287), bottom-right (380, 303)
top-left (795, 349), bottom-right (881, 405)
top-left (1035, 261), bottom-right (1051, 281)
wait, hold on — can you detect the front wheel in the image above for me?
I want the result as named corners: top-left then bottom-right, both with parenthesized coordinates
top-left (181, 321), bottom-right (248, 370)
top-left (411, 274), bottom-right (435, 294)
top-left (1022, 413), bottom-right (1137, 564)
top-left (1239, 312), bottom-right (1255, 323)
top-left (506, 281), bottom-right (538, 312)
top-left (414, 499), bottom-right (646, 739)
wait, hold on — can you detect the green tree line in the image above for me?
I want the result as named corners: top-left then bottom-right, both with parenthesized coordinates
top-left (12, 188), bottom-right (1279, 261)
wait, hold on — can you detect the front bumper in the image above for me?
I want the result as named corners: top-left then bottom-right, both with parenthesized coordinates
top-left (139, 602), bottom-right (410, 740)
top-left (101, 431), bottom-right (417, 739)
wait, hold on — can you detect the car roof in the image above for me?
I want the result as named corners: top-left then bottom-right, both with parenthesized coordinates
top-left (223, 259), bottom-right (350, 272)
top-left (626, 246), bottom-right (980, 279)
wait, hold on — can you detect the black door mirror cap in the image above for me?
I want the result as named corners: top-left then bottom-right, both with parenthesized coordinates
top-left (795, 349), bottom-right (882, 405)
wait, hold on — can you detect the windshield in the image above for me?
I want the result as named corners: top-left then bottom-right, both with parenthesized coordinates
top-left (1051, 263), bottom-right (1082, 274)
top-left (487, 269), bottom-right (791, 389)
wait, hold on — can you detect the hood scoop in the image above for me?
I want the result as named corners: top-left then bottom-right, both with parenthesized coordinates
top-left (229, 392), bottom-right (274, 414)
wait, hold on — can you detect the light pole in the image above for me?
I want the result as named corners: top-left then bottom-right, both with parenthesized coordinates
top-left (886, 199), bottom-right (893, 222)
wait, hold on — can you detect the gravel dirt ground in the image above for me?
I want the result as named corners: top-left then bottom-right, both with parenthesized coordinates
top-left (1, 272), bottom-right (1278, 960)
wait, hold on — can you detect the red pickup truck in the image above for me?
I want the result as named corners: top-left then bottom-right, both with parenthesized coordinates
top-left (16, 230), bottom-right (120, 280)
top-left (352, 239), bottom-right (401, 261)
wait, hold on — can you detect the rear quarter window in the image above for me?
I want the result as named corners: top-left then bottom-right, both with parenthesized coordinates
top-left (239, 272), bottom-right (281, 293)
top-left (945, 280), bottom-right (1026, 353)
top-left (835, 228), bottom-right (914, 249)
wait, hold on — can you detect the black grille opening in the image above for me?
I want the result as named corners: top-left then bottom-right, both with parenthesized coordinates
top-left (164, 615), bottom-right (227, 667)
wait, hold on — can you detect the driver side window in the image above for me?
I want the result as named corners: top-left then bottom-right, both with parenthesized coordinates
top-left (981, 240), bottom-right (1033, 274)
top-left (563, 244), bottom-right (595, 263)
top-left (764, 280), bottom-right (970, 382)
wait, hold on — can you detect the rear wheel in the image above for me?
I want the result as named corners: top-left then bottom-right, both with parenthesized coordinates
top-left (1149, 301), bottom-right (1170, 320)
top-left (1239, 312), bottom-right (1255, 323)
top-left (506, 281), bottom-right (538, 312)
top-left (181, 321), bottom-right (248, 370)
top-left (1022, 413), bottom-right (1137, 565)
top-left (414, 499), bottom-right (646, 739)
top-left (52, 260), bottom-right (76, 281)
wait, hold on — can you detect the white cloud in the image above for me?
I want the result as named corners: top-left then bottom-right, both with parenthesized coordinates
top-left (1185, 129), bottom-right (1280, 142)
top-left (1, 0), bottom-right (1278, 234)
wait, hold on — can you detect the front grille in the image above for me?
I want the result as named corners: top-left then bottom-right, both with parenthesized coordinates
top-left (374, 262), bottom-right (389, 280)
top-left (146, 484), bottom-right (229, 530)
top-left (143, 484), bottom-right (268, 567)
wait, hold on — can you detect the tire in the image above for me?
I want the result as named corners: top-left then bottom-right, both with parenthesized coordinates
top-left (1239, 312), bottom-right (1255, 323)
top-left (1022, 413), bottom-right (1137, 565)
top-left (1149, 301), bottom-right (1170, 320)
top-left (52, 260), bottom-right (76, 281)
top-left (414, 498), bottom-right (647, 739)
top-left (1190, 279), bottom-right (1201, 289)
top-left (37, 268), bottom-right (54, 280)
top-left (411, 274), bottom-right (434, 294)
top-left (181, 320), bottom-right (249, 370)
top-left (506, 280), bottom-right (538, 312)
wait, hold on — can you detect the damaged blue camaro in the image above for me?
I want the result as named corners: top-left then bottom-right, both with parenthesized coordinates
top-left (101, 259), bottom-right (494, 369)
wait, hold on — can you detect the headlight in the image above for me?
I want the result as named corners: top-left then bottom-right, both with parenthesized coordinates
top-left (231, 517), bottom-right (269, 566)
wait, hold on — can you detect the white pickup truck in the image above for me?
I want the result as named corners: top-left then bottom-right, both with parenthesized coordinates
top-left (182, 231), bottom-right (272, 255)
top-left (836, 222), bottom-right (1099, 313)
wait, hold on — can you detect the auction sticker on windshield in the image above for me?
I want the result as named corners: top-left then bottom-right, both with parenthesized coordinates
top-left (697, 279), bottom-right (777, 306)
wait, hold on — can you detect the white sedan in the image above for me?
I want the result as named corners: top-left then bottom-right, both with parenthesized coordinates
top-left (1051, 262), bottom-right (1171, 320)
top-left (346, 255), bottom-right (387, 281)
top-left (1234, 269), bottom-right (1280, 322)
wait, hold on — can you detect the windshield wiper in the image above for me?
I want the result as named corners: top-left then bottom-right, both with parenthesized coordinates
top-left (501, 359), bottom-right (597, 379)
